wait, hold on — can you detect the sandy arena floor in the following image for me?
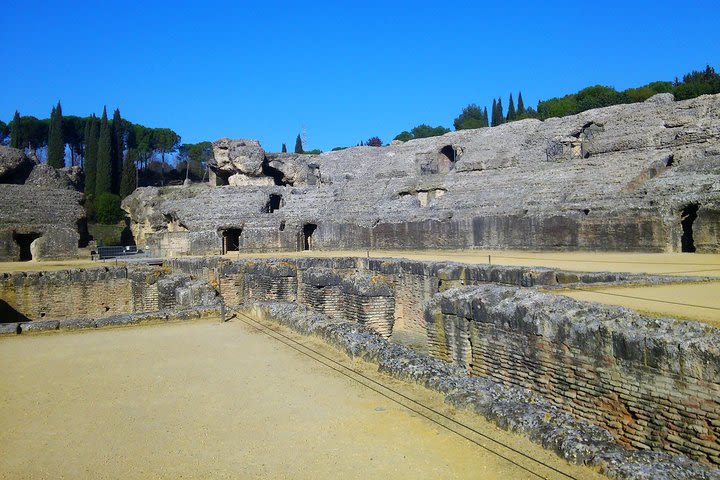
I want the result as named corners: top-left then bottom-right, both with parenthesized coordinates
top-left (555, 281), bottom-right (720, 326)
top-left (0, 318), bottom-right (603, 480)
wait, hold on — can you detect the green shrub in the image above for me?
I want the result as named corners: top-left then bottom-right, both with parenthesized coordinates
top-left (94, 193), bottom-right (124, 224)
top-left (537, 94), bottom-right (578, 119)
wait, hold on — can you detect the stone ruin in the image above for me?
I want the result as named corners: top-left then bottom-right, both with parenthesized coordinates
top-left (123, 93), bottom-right (720, 257)
top-left (0, 145), bottom-right (87, 261)
top-left (2, 257), bottom-right (720, 479)
top-left (2, 93), bottom-right (720, 479)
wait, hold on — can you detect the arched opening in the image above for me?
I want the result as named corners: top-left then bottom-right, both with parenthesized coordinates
top-left (221, 228), bottom-right (242, 254)
top-left (437, 145), bottom-right (456, 173)
top-left (12, 232), bottom-right (41, 261)
top-left (302, 224), bottom-right (317, 251)
top-left (265, 194), bottom-right (282, 213)
top-left (681, 204), bottom-right (699, 253)
top-left (120, 217), bottom-right (136, 246)
top-left (279, 221), bottom-right (286, 231)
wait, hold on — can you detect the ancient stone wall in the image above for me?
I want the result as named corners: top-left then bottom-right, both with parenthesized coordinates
top-left (0, 266), bottom-right (217, 324)
top-left (427, 285), bottom-right (720, 466)
top-left (165, 255), bottom-right (720, 465)
top-left (124, 94), bottom-right (720, 255)
top-left (0, 267), bottom-right (134, 321)
top-left (167, 255), bottom-right (695, 337)
top-left (0, 146), bottom-right (87, 261)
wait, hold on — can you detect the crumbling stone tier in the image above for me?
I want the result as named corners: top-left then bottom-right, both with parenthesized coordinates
top-left (123, 93), bottom-right (720, 256)
top-left (0, 145), bottom-right (87, 261)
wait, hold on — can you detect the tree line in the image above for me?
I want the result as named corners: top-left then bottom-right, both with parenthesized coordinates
top-left (1, 104), bottom-right (214, 224)
top-left (391, 64), bottom-right (720, 142)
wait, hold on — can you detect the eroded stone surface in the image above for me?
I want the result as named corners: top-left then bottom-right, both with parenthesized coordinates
top-left (0, 146), bottom-right (86, 261)
top-left (124, 94), bottom-right (720, 255)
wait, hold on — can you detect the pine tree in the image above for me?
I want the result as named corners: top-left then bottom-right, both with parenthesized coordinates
top-left (281, 143), bottom-right (287, 153)
top-left (111, 109), bottom-right (123, 194)
top-left (507, 94), bottom-right (516, 122)
top-left (84, 115), bottom-right (99, 197)
top-left (294, 134), bottom-right (303, 154)
top-left (10, 111), bottom-right (21, 148)
top-left (96, 107), bottom-right (113, 195)
top-left (120, 152), bottom-right (137, 199)
top-left (517, 91), bottom-right (525, 116)
top-left (47, 101), bottom-right (65, 168)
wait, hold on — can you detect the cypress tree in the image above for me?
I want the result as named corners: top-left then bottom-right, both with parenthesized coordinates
top-left (47, 101), bottom-right (65, 168)
top-left (120, 152), bottom-right (137, 199)
top-left (496, 97), bottom-right (504, 126)
top-left (10, 111), bottom-right (21, 148)
top-left (294, 134), bottom-right (303, 154)
top-left (82, 119), bottom-right (91, 169)
top-left (84, 115), bottom-right (99, 197)
top-left (111, 109), bottom-right (123, 194)
top-left (281, 143), bottom-right (287, 153)
top-left (491, 99), bottom-right (497, 127)
top-left (96, 107), bottom-right (113, 195)
top-left (482, 107), bottom-right (489, 127)
top-left (517, 91), bottom-right (525, 116)
top-left (507, 94), bottom-right (516, 122)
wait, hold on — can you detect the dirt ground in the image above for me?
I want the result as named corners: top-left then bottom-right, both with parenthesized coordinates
top-left (556, 281), bottom-right (720, 326)
top-left (0, 319), bottom-right (603, 480)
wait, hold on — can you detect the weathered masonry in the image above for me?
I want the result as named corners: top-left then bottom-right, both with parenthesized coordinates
top-left (1, 258), bottom-right (719, 478)
top-left (166, 256), bottom-right (720, 469)
top-left (0, 266), bottom-right (218, 329)
top-left (123, 93), bottom-right (720, 256)
top-left (0, 146), bottom-right (88, 261)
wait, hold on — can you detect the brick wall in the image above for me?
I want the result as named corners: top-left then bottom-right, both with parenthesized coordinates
top-left (1, 267), bottom-right (174, 322)
top-left (427, 285), bottom-right (720, 466)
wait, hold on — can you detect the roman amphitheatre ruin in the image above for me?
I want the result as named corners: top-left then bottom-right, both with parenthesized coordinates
top-left (1, 93), bottom-right (720, 479)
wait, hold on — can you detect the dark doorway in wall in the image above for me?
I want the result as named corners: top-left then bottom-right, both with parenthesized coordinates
top-left (681, 204), bottom-right (699, 253)
top-left (302, 224), bottom-right (317, 251)
top-left (77, 218), bottom-right (91, 248)
top-left (12, 232), bottom-right (41, 261)
top-left (265, 194), bottom-right (282, 213)
top-left (222, 228), bottom-right (242, 254)
top-left (120, 217), bottom-right (136, 246)
top-left (437, 145), bottom-right (456, 173)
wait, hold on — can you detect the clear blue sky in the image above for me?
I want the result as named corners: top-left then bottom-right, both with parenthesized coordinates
top-left (1, 0), bottom-right (718, 153)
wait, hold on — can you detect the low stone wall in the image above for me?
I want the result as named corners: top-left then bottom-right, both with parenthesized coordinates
top-left (427, 285), bottom-right (720, 467)
top-left (0, 266), bottom-right (218, 323)
top-left (165, 256), bottom-right (720, 467)
top-left (243, 301), bottom-right (718, 480)
top-left (168, 255), bottom-right (701, 338)
top-left (299, 267), bottom-right (343, 317)
top-left (0, 306), bottom-right (221, 336)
